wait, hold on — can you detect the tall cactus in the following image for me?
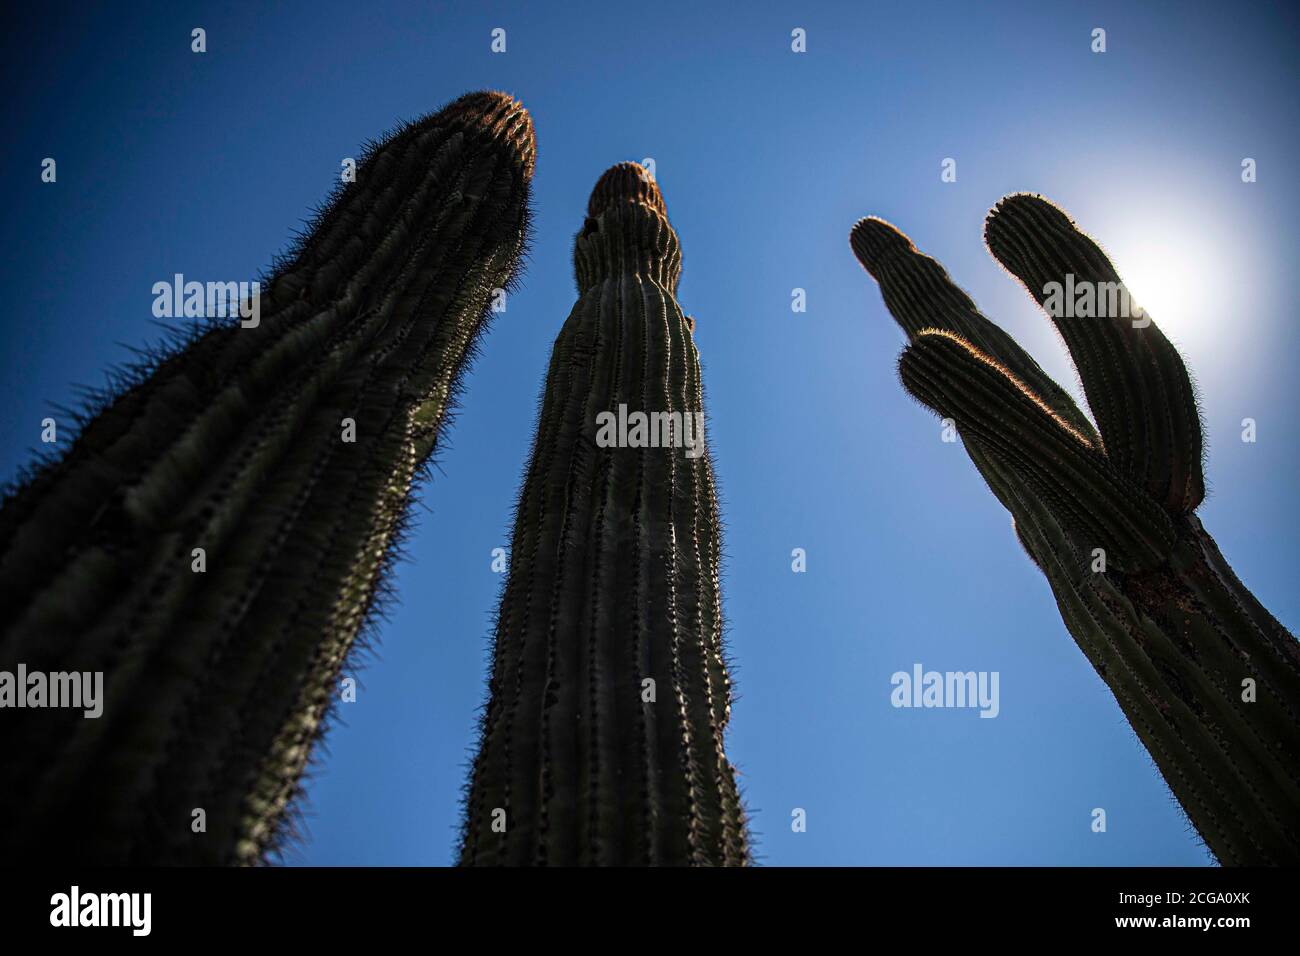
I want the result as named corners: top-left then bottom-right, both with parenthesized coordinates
top-left (851, 194), bottom-right (1300, 864)
top-left (459, 163), bottom-right (749, 865)
top-left (0, 90), bottom-right (536, 865)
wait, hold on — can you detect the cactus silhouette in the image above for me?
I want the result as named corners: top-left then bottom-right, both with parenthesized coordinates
top-left (0, 91), bottom-right (536, 865)
top-left (459, 163), bottom-right (749, 865)
top-left (851, 194), bottom-right (1300, 864)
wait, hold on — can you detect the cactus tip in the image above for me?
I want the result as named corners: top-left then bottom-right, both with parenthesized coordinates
top-left (849, 216), bottom-right (915, 275)
top-left (443, 90), bottom-right (537, 180)
top-left (983, 192), bottom-right (1064, 252)
top-left (587, 162), bottom-right (666, 218)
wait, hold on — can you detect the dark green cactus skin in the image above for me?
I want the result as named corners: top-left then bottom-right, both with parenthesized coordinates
top-left (852, 195), bottom-right (1300, 865)
top-left (0, 91), bottom-right (535, 865)
top-left (459, 164), bottom-right (749, 865)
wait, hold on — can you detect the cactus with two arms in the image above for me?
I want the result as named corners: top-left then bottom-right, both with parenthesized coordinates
top-left (851, 194), bottom-right (1299, 865)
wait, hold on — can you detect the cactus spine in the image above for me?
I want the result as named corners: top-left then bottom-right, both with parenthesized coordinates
top-left (852, 194), bottom-right (1300, 864)
top-left (0, 91), bottom-right (535, 865)
top-left (459, 164), bottom-right (749, 865)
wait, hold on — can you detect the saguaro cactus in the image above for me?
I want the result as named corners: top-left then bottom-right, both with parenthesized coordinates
top-left (460, 163), bottom-right (749, 865)
top-left (0, 91), bottom-right (536, 865)
top-left (851, 194), bottom-right (1300, 864)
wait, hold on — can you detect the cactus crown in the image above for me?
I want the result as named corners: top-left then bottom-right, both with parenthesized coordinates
top-left (586, 162), bottom-right (667, 216)
top-left (574, 162), bottom-right (681, 295)
top-left (437, 91), bottom-right (537, 180)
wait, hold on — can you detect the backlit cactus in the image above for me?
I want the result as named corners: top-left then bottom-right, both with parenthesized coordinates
top-left (459, 163), bottom-right (750, 865)
top-left (851, 194), bottom-right (1300, 864)
top-left (0, 91), bottom-right (536, 865)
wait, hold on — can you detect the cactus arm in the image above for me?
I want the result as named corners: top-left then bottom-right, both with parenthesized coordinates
top-left (898, 330), bottom-right (1177, 572)
top-left (0, 91), bottom-right (535, 864)
top-left (459, 164), bottom-right (749, 866)
top-left (851, 216), bottom-right (1100, 446)
top-left (984, 195), bottom-right (1204, 513)
top-left (852, 199), bottom-right (1300, 864)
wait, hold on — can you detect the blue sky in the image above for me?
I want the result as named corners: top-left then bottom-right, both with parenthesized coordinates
top-left (3, 0), bottom-right (1296, 865)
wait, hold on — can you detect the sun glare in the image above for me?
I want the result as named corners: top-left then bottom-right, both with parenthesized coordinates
top-left (1096, 216), bottom-right (1235, 366)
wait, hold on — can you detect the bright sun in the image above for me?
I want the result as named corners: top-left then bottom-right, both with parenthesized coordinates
top-left (1092, 212), bottom-right (1239, 367)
